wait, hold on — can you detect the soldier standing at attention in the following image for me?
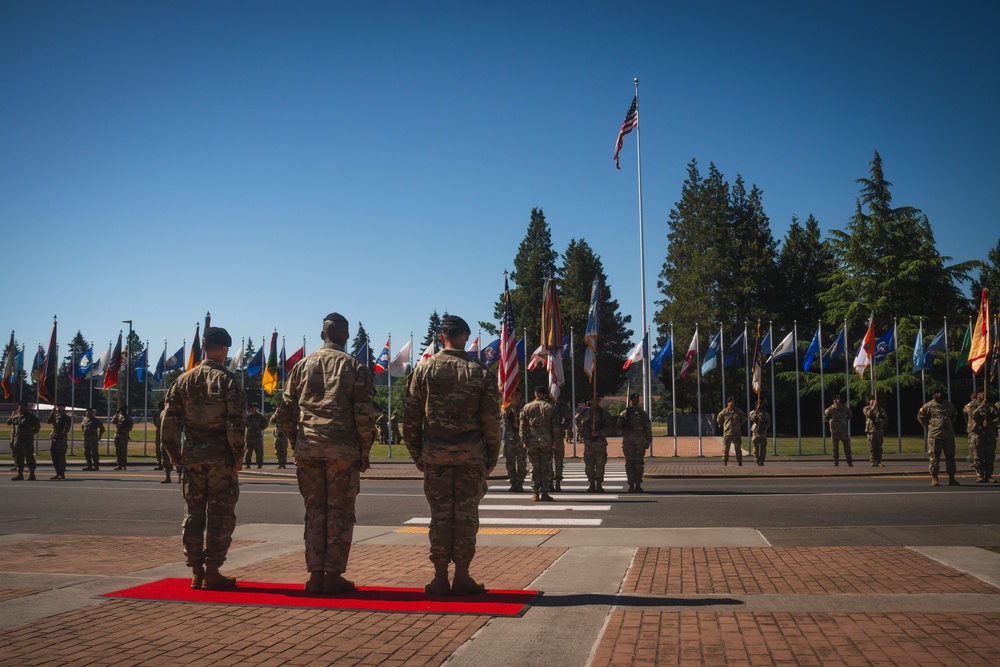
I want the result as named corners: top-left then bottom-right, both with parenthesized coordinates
top-left (270, 413), bottom-right (289, 469)
top-left (554, 400), bottom-right (573, 491)
top-left (519, 385), bottom-right (558, 502)
top-left (244, 404), bottom-right (269, 469)
top-left (917, 387), bottom-right (959, 487)
top-left (81, 407), bottom-right (105, 471)
top-left (963, 392), bottom-right (981, 477)
top-left (403, 315), bottom-right (500, 596)
top-left (46, 403), bottom-right (71, 480)
top-left (824, 394), bottom-right (853, 467)
top-left (8, 400), bottom-right (40, 481)
top-left (863, 396), bottom-right (888, 467)
top-left (502, 387), bottom-right (526, 492)
top-left (749, 402), bottom-right (771, 467)
top-left (162, 326), bottom-right (247, 590)
top-left (375, 411), bottom-right (389, 445)
top-left (578, 398), bottom-right (611, 492)
top-left (971, 391), bottom-right (998, 483)
top-left (154, 400), bottom-right (174, 483)
top-left (717, 397), bottom-right (747, 467)
top-left (111, 405), bottom-right (133, 470)
top-left (275, 313), bottom-right (374, 595)
top-left (618, 393), bottom-right (652, 492)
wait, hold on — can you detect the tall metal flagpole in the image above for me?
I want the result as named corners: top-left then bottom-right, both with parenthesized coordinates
top-left (743, 322), bottom-right (751, 443)
top-left (695, 323), bottom-right (702, 457)
top-left (671, 322), bottom-right (677, 457)
top-left (969, 315), bottom-right (977, 394)
top-left (819, 320), bottom-right (826, 454)
top-left (894, 318), bottom-right (902, 453)
top-left (143, 338), bottom-right (149, 456)
top-left (387, 333), bottom-right (392, 458)
top-left (919, 318), bottom-right (926, 406)
top-left (718, 323), bottom-right (726, 415)
top-left (632, 78), bottom-right (651, 414)
top-left (793, 322), bottom-right (802, 454)
top-left (944, 317), bottom-right (951, 401)
top-left (90, 341), bottom-right (95, 409)
top-left (570, 328), bottom-right (577, 457)
top-left (769, 322), bottom-right (777, 455)
top-left (123, 319), bottom-right (132, 415)
top-left (844, 319), bottom-right (851, 439)
top-left (523, 327), bottom-right (528, 395)
top-left (260, 336), bottom-right (265, 412)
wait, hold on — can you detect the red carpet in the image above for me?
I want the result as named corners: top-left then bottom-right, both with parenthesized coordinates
top-left (102, 578), bottom-right (539, 616)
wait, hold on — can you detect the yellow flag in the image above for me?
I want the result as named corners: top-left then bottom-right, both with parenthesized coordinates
top-left (969, 289), bottom-right (991, 375)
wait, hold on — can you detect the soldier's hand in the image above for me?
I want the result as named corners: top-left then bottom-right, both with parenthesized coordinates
top-left (486, 466), bottom-right (495, 476)
top-left (415, 460), bottom-right (424, 472)
top-left (359, 455), bottom-right (370, 473)
top-left (234, 461), bottom-right (243, 472)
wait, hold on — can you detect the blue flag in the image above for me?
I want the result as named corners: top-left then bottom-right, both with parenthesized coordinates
top-left (723, 330), bottom-right (746, 368)
top-left (355, 341), bottom-right (370, 367)
top-left (76, 347), bottom-right (93, 380)
top-left (245, 346), bottom-right (265, 377)
top-left (516, 338), bottom-right (525, 363)
top-left (912, 329), bottom-right (925, 373)
top-left (874, 325), bottom-right (896, 362)
top-left (700, 331), bottom-right (723, 376)
top-left (821, 326), bottom-right (846, 369)
top-left (650, 334), bottom-right (673, 377)
top-left (803, 328), bottom-right (821, 372)
top-left (134, 350), bottom-right (148, 383)
top-left (561, 335), bottom-right (571, 357)
top-left (923, 327), bottom-right (947, 365)
top-left (479, 338), bottom-right (501, 366)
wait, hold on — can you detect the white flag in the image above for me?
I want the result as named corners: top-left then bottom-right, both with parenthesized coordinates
top-left (228, 345), bottom-right (244, 373)
top-left (389, 339), bottom-right (412, 375)
top-left (527, 345), bottom-right (548, 371)
top-left (417, 341), bottom-right (435, 365)
top-left (768, 330), bottom-right (795, 363)
top-left (89, 344), bottom-right (111, 378)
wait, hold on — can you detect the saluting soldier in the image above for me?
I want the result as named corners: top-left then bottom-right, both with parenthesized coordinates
top-left (270, 413), bottom-right (289, 469)
top-left (244, 404), bottom-right (269, 469)
top-left (963, 392), bottom-right (981, 475)
top-left (578, 398), bottom-right (611, 492)
top-left (971, 391), bottom-right (998, 483)
top-left (46, 403), bottom-right (72, 480)
top-left (824, 394), bottom-right (853, 467)
top-left (80, 407), bottom-right (105, 471)
top-left (618, 393), bottom-right (652, 492)
top-left (863, 396), bottom-right (888, 467)
top-left (8, 401), bottom-right (40, 481)
top-left (917, 387), bottom-right (959, 487)
top-left (111, 405), bottom-right (133, 470)
top-left (717, 397), bottom-right (747, 467)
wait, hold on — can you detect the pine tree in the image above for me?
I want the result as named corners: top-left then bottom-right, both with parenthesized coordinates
top-left (775, 215), bottom-right (831, 327)
top-left (971, 237), bottom-right (1000, 298)
top-left (351, 321), bottom-right (374, 367)
top-left (498, 208), bottom-right (559, 348)
top-left (421, 311), bottom-right (442, 350)
top-left (56, 331), bottom-right (93, 408)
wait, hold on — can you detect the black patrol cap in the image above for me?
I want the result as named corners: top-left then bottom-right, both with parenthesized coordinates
top-left (932, 386), bottom-right (944, 395)
top-left (726, 396), bottom-right (734, 403)
top-left (203, 327), bottom-right (232, 347)
top-left (441, 315), bottom-right (471, 336)
top-left (324, 312), bottom-right (349, 327)
top-left (833, 394), bottom-right (842, 400)
top-left (534, 385), bottom-right (548, 395)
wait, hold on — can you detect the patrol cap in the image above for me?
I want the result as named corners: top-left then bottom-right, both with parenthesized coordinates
top-left (932, 386), bottom-right (944, 395)
top-left (441, 315), bottom-right (471, 336)
top-left (726, 396), bottom-right (734, 403)
top-left (203, 326), bottom-right (232, 347)
top-left (629, 393), bottom-right (641, 400)
top-left (323, 312), bottom-right (349, 327)
top-left (833, 394), bottom-right (841, 400)
top-left (534, 385), bottom-right (548, 395)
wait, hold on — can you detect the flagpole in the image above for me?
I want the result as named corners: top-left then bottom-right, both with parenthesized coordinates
top-left (105, 339), bottom-right (112, 456)
top-left (943, 317), bottom-right (951, 401)
top-left (894, 318), bottom-right (901, 453)
top-left (70, 340), bottom-right (76, 455)
top-left (670, 322), bottom-right (677, 457)
top-left (794, 321), bottom-right (802, 455)
top-left (387, 332), bottom-right (392, 459)
top-left (743, 322), bottom-right (750, 444)
top-left (143, 339), bottom-right (149, 456)
top-left (769, 322), bottom-right (776, 456)
top-left (570, 327), bottom-right (578, 458)
top-left (718, 322), bottom-right (726, 418)
top-left (632, 78), bottom-right (651, 415)
top-left (844, 320), bottom-right (851, 440)
top-left (260, 336), bottom-right (265, 412)
top-left (695, 323), bottom-right (702, 457)
top-left (970, 315), bottom-right (977, 394)
top-left (90, 340), bottom-right (96, 409)
top-left (523, 327), bottom-right (529, 398)
top-left (818, 320), bottom-right (826, 455)
top-left (240, 337), bottom-right (245, 389)
top-left (918, 317), bottom-right (926, 412)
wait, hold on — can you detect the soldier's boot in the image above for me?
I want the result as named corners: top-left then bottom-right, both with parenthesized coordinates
top-left (723, 457), bottom-right (728, 467)
top-left (635, 483), bottom-right (644, 493)
top-left (305, 571), bottom-right (324, 593)
top-left (628, 483), bottom-right (635, 493)
top-left (451, 562), bottom-right (485, 596)
top-left (50, 474), bottom-right (61, 480)
top-left (424, 563), bottom-right (451, 596)
top-left (539, 491), bottom-right (554, 502)
top-left (531, 492), bottom-right (539, 501)
top-left (587, 482), bottom-right (596, 493)
top-left (596, 482), bottom-right (604, 493)
top-left (11, 473), bottom-right (23, 481)
top-left (323, 573), bottom-right (356, 594)
top-left (508, 480), bottom-right (517, 492)
top-left (190, 564), bottom-right (205, 590)
top-left (554, 480), bottom-right (561, 492)
top-left (947, 475), bottom-right (960, 486)
top-left (202, 565), bottom-right (237, 590)
top-left (976, 476), bottom-right (986, 483)
top-left (931, 475), bottom-right (939, 486)
top-left (161, 470), bottom-right (172, 484)
top-left (27, 471), bottom-right (36, 481)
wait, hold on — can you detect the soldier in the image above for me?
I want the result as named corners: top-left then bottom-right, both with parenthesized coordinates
top-left (519, 385), bottom-right (558, 501)
top-left (963, 392), bottom-right (981, 476)
top-left (111, 404), bottom-right (133, 470)
top-left (390, 413), bottom-right (401, 444)
top-left (154, 400), bottom-right (174, 483)
top-left (554, 400), bottom-right (573, 491)
top-left (917, 386), bottom-right (959, 487)
top-left (578, 398), bottom-right (611, 492)
top-left (502, 387), bottom-right (526, 492)
top-left (717, 397), bottom-right (747, 466)
top-left (618, 393), bottom-right (652, 492)
top-left (375, 411), bottom-right (389, 445)
top-left (863, 396), bottom-right (888, 467)
top-left (46, 403), bottom-right (71, 480)
top-left (270, 413), bottom-right (289, 469)
top-left (162, 326), bottom-right (247, 590)
top-left (403, 315), bottom-right (500, 596)
top-left (8, 400), bottom-right (40, 481)
top-left (749, 402), bottom-right (771, 467)
top-left (244, 404), bottom-right (268, 469)
top-left (971, 391), bottom-right (998, 483)
top-left (823, 394), bottom-right (853, 467)
top-left (80, 407), bottom-right (105, 471)
top-left (275, 313), bottom-right (374, 594)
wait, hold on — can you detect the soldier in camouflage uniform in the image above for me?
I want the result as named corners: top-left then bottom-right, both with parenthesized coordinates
top-left (519, 385), bottom-right (558, 501)
top-left (46, 403), bottom-right (71, 480)
top-left (970, 391), bottom-right (998, 483)
top-left (80, 407), bottom-right (105, 471)
top-left (963, 392), bottom-right (981, 475)
top-left (823, 394), bottom-right (853, 467)
top-left (275, 313), bottom-right (374, 595)
top-left (162, 326), bottom-right (247, 590)
top-left (8, 401), bottom-right (40, 481)
top-left (243, 404), bottom-right (269, 469)
top-left (717, 397), bottom-right (747, 466)
top-left (749, 402), bottom-right (771, 466)
top-left (375, 411), bottom-right (388, 445)
top-left (618, 393), bottom-right (652, 492)
top-left (270, 413), bottom-right (289, 468)
top-left (111, 405), bottom-right (133, 470)
top-left (863, 396), bottom-right (888, 467)
top-left (578, 399), bottom-right (611, 492)
top-left (554, 400), bottom-right (573, 491)
top-left (154, 400), bottom-right (174, 483)
top-left (404, 315), bottom-right (500, 597)
top-left (502, 387), bottom-right (526, 492)
top-left (917, 387), bottom-right (959, 486)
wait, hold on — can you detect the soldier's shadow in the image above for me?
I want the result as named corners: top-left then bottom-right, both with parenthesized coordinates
top-left (533, 593), bottom-right (743, 608)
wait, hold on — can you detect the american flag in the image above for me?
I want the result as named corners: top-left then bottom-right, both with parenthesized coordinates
top-left (614, 95), bottom-right (638, 170)
top-left (499, 276), bottom-right (519, 410)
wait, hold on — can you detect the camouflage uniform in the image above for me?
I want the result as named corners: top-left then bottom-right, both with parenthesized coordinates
top-left (824, 403), bottom-right (853, 466)
top-left (243, 409), bottom-right (269, 468)
top-left (375, 412), bottom-right (389, 445)
top-left (963, 397), bottom-right (980, 474)
top-left (971, 400), bottom-right (998, 483)
top-left (863, 403), bottom-right (888, 466)
top-left (716, 404), bottom-right (747, 466)
top-left (111, 411), bottom-right (133, 469)
top-left (8, 408), bottom-right (40, 478)
top-left (502, 394), bottom-right (526, 489)
top-left (749, 407), bottom-right (771, 466)
top-left (153, 408), bottom-right (167, 470)
top-left (275, 341), bottom-right (374, 576)
top-left (917, 397), bottom-right (958, 481)
top-left (270, 414), bottom-right (289, 468)
top-left (555, 401), bottom-right (573, 486)
top-left (81, 414), bottom-right (105, 470)
top-left (162, 359), bottom-right (247, 569)
top-left (578, 404), bottom-right (611, 488)
top-left (618, 404), bottom-right (652, 488)
top-left (46, 407), bottom-right (72, 478)
top-left (519, 397), bottom-right (560, 494)
top-left (403, 349), bottom-right (500, 568)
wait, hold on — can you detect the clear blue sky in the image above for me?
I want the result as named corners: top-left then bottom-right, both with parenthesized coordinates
top-left (3, 1), bottom-right (998, 361)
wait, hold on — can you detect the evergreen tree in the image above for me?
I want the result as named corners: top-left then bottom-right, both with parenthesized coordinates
top-left (56, 331), bottom-right (95, 408)
top-left (775, 215), bottom-right (831, 327)
top-left (497, 208), bottom-right (559, 348)
top-left (351, 321), bottom-right (374, 367)
top-left (970, 237), bottom-right (1000, 298)
top-left (421, 311), bottom-right (442, 351)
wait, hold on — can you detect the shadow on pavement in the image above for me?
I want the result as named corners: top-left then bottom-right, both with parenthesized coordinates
top-left (532, 593), bottom-right (744, 608)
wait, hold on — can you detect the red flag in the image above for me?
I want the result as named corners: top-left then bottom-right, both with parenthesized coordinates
top-left (853, 315), bottom-right (876, 378)
top-left (499, 276), bottom-right (519, 409)
top-left (284, 346), bottom-right (305, 372)
top-left (37, 321), bottom-right (58, 404)
top-left (2, 331), bottom-right (15, 399)
top-left (678, 329), bottom-right (698, 379)
top-left (103, 333), bottom-right (123, 390)
top-left (613, 95), bottom-right (638, 170)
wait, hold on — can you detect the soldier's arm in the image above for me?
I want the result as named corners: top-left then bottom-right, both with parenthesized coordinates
top-left (481, 380), bottom-right (501, 471)
top-left (353, 365), bottom-right (376, 468)
top-left (97, 420), bottom-right (105, 437)
top-left (643, 411), bottom-right (653, 443)
top-left (225, 377), bottom-right (247, 468)
top-left (402, 371), bottom-right (424, 465)
top-left (161, 385), bottom-right (184, 463)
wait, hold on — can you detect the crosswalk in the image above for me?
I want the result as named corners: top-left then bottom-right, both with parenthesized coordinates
top-left (402, 462), bottom-right (626, 528)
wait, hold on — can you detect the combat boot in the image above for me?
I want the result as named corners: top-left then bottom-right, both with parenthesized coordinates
top-left (27, 471), bottom-right (36, 481)
top-left (531, 492), bottom-right (539, 501)
top-left (931, 475), bottom-right (939, 486)
top-left (947, 475), bottom-right (960, 486)
top-left (451, 562), bottom-right (485, 596)
top-left (628, 483), bottom-right (635, 493)
top-left (508, 481), bottom-right (517, 492)
top-left (976, 476), bottom-right (986, 483)
top-left (587, 482), bottom-right (596, 493)
top-left (424, 563), bottom-right (451, 596)
top-left (11, 473), bottom-right (24, 481)
top-left (539, 491), bottom-right (554, 502)
top-left (323, 572), bottom-right (356, 594)
top-left (202, 565), bottom-right (237, 590)
top-left (305, 571), bottom-right (324, 593)
top-left (554, 480), bottom-right (561, 492)
top-left (596, 482), bottom-right (604, 493)
top-left (190, 563), bottom-right (205, 590)
top-left (635, 483), bottom-right (644, 493)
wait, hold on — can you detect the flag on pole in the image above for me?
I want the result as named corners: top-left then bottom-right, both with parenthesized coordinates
top-left (912, 328), bottom-right (925, 373)
top-left (134, 349), bottom-right (148, 383)
top-left (244, 346), bottom-right (264, 377)
top-left (374, 340), bottom-right (390, 374)
top-left (389, 339), bottom-right (412, 375)
top-left (969, 289), bottom-right (991, 375)
top-left (613, 95), bottom-right (638, 170)
top-left (622, 334), bottom-right (646, 370)
top-left (75, 347), bottom-right (93, 382)
top-left (679, 330), bottom-right (698, 379)
top-left (187, 325), bottom-right (202, 371)
top-left (527, 345), bottom-right (548, 371)
top-left (700, 330), bottom-right (723, 376)
top-left (874, 324), bottom-right (896, 362)
top-left (468, 336), bottom-right (480, 362)
top-left (723, 330), bottom-right (745, 368)
top-left (499, 276), bottom-right (519, 409)
top-left (89, 344), bottom-right (111, 379)
top-left (30, 346), bottom-right (44, 382)
top-left (38, 320), bottom-right (57, 404)
top-left (262, 332), bottom-right (279, 395)
top-left (923, 327), bottom-right (947, 366)
top-left (650, 334), bottom-right (672, 377)
top-left (760, 330), bottom-right (772, 356)
top-left (284, 345), bottom-right (305, 376)
top-left (956, 325), bottom-right (972, 370)
top-left (583, 276), bottom-right (602, 381)
top-left (418, 341), bottom-right (435, 364)
top-left (1, 331), bottom-right (14, 399)
top-left (821, 326), bottom-right (846, 369)
top-left (103, 333), bottom-right (123, 390)
top-left (277, 343), bottom-right (287, 380)
top-left (479, 338), bottom-right (501, 367)
top-left (802, 328), bottom-right (821, 372)
top-left (768, 330), bottom-right (795, 363)
top-left (228, 344), bottom-right (244, 373)
top-left (751, 328), bottom-right (764, 394)
top-left (354, 340), bottom-right (370, 367)
top-left (853, 315), bottom-right (876, 378)
top-left (540, 277), bottom-right (566, 400)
